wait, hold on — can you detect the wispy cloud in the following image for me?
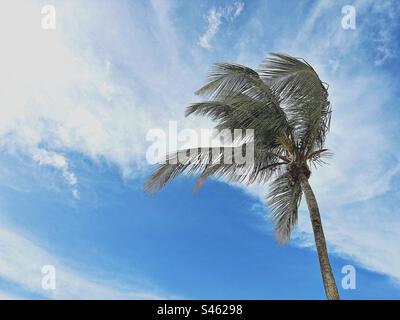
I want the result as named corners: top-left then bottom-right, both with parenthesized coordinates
top-left (0, 0), bottom-right (198, 196)
top-left (32, 149), bottom-right (79, 198)
top-left (198, 1), bottom-right (244, 50)
top-left (0, 224), bottom-right (165, 299)
top-left (370, 1), bottom-right (400, 65)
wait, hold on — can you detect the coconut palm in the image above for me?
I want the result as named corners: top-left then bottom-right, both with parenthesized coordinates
top-left (145, 53), bottom-right (339, 300)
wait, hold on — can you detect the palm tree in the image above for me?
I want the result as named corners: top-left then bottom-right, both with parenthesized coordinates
top-left (145, 53), bottom-right (340, 300)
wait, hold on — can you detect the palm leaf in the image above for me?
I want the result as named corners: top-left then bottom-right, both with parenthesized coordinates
top-left (194, 63), bottom-right (293, 136)
top-left (267, 171), bottom-right (302, 244)
top-left (145, 145), bottom-right (288, 194)
top-left (260, 53), bottom-right (331, 155)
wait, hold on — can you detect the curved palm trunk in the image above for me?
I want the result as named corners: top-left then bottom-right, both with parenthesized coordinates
top-left (298, 173), bottom-right (340, 300)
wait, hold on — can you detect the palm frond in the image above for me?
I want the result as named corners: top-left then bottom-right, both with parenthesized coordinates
top-left (259, 53), bottom-right (326, 103)
top-left (144, 145), bottom-right (288, 194)
top-left (260, 53), bottom-right (331, 155)
top-left (307, 148), bottom-right (333, 167)
top-left (193, 63), bottom-right (294, 137)
top-left (195, 63), bottom-right (274, 102)
top-left (267, 171), bottom-right (302, 244)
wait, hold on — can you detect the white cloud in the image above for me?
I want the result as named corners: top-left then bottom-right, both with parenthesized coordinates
top-left (199, 1), bottom-right (244, 50)
top-left (199, 9), bottom-right (223, 50)
top-left (0, 1), bottom-right (124, 194)
top-left (233, 2), bottom-right (245, 18)
top-left (0, 0), bottom-right (200, 193)
top-left (31, 148), bottom-right (79, 198)
top-left (295, 201), bottom-right (400, 284)
top-left (0, 224), bottom-right (165, 299)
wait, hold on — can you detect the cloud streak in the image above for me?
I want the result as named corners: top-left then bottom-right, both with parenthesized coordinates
top-left (199, 1), bottom-right (244, 50)
top-left (0, 224), bottom-right (165, 299)
top-left (32, 149), bottom-right (79, 198)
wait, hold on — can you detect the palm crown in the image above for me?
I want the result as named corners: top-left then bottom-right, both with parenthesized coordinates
top-left (145, 53), bottom-right (332, 244)
top-left (145, 53), bottom-right (340, 299)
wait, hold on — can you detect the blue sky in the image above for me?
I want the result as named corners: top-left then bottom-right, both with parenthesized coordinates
top-left (0, 0), bottom-right (400, 299)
